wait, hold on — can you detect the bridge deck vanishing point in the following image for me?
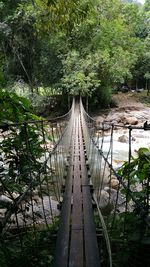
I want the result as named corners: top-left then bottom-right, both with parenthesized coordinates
top-left (54, 101), bottom-right (100, 267)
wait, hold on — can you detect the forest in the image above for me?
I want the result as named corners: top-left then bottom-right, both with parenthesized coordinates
top-left (0, 0), bottom-right (150, 114)
top-left (0, 1), bottom-right (150, 267)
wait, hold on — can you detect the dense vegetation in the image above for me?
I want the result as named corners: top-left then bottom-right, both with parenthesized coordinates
top-left (0, 0), bottom-right (150, 110)
top-left (0, 1), bottom-right (150, 266)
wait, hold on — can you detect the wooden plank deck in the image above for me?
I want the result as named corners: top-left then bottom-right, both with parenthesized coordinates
top-left (54, 102), bottom-right (100, 267)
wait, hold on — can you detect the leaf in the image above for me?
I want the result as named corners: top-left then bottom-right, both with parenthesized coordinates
top-left (138, 147), bottom-right (149, 157)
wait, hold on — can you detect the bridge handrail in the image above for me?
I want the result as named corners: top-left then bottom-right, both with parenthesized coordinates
top-left (80, 98), bottom-right (113, 267)
top-left (80, 97), bottom-right (150, 267)
top-left (0, 100), bottom-right (74, 128)
top-left (81, 99), bottom-right (150, 225)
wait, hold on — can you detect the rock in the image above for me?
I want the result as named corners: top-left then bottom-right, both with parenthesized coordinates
top-left (98, 124), bottom-right (111, 131)
top-left (118, 135), bottom-right (128, 143)
top-left (0, 208), bottom-right (7, 218)
top-left (110, 178), bottom-right (119, 189)
top-left (110, 120), bottom-right (118, 125)
top-left (96, 117), bottom-right (105, 125)
top-left (99, 190), bottom-right (114, 215)
top-left (12, 192), bottom-right (19, 199)
top-left (34, 209), bottom-right (50, 219)
top-left (120, 116), bottom-right (138, 125)
top-left (118, 134), bottom-right (135, 143)
top-left (125, 116), bottom-right (138, 125)
top-left (95, 130), bottom-right (102, 137)
top-left (104, 187), bottom-right (125, 207)
top-left (99, 190), bottom-right (109, 208)
top-left (0, 195), bottom-right (13, 207)
top-left (103, 112), bottom-right (139, 126)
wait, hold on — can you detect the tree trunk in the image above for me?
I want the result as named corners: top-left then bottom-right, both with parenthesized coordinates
top-left (86, 96), bottom-right (88, 112)
top-left (14, 48), bottom-right (33, 95)
top-left (136, 80), bottom-right (138, 90)
top-left (147, 80), bottom-right (150, 96)
top-left (145, 79), bottom-right (147, 90)
top-left (17, 53), bottom-right (33, 93)
top-left (68, 94), bottom-right (71, 110)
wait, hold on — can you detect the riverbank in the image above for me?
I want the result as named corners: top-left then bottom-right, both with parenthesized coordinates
top-left (93, 91), bottom-right (150, 126)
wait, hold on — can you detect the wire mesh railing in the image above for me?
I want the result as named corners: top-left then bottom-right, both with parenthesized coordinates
top-left (0, 99), bottom-right (75, 267)
top-left (80, 98), bottom-right (150, 267)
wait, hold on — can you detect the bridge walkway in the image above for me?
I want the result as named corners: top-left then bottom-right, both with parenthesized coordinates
top-left (54, 101), bottom-right (100, 267)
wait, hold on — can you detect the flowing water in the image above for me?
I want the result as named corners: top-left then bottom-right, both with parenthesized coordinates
top-left (98, 128), bottom-right (150, 169)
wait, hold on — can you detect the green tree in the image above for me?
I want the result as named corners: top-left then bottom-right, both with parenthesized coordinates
top-left (60, 51), bottom-right (100, 96)
top-left (0, 0), bottom-right (149, 107)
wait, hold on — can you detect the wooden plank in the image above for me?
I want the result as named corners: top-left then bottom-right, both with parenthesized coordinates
top-left (82, 186), bottom-right (100, 267)
top-left (69, 229), bottom-right (83, 267)
top-left (71, 166), bottom-right (83, 230)
top-left (79, 117), bottom-right (101, 267)
top-left (69, 115), bottom-right (84, 267)
top-left (53, 164), bottom-right (73, 267)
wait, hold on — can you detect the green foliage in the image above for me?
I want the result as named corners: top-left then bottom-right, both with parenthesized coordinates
top-left (108, 211), bottom-right (150, 267)
top-left (0, 1), bottom-right (36, 86)
top-left (144, 0), bottom-right (150, 12)
top-left (117, 147), bottom-right (150, 207)
top-left (104, 147), bottom-right (150, 266)
top-left (0, 0), bottom-right (150, 105)
top-left (0, 90), bottom-right (37, 122)
top-left (1, 125), bottom-right (44, 190)
top-left (60, 51), bottom-right (100, 96)
top-left (0, 91), bottom-right (57, 267)
top-left (109, 212), bottom-right (146, 241)
top-left (32, 0), bottom-right (90, 34)
top-left (0, 220), bottom-right (59, 267)
top-left (0, 90), bottom-right (45, 199)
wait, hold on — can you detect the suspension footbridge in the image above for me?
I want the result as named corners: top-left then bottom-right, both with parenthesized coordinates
top-left (0, 98), bottom-right (149, 267)
top-left (54, 99), bottom-right (100, 267)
